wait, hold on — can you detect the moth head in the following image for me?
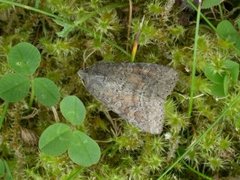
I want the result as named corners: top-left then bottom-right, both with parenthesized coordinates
top-left (78, 69), bottom-right (104, 91)
top-left (78, 69), bottom-right (88, 85)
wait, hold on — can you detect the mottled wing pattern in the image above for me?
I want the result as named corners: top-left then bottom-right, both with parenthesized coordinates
top-left (87, 62), bottom-right (177, 99)
top-left (78, 62), bottom-right (178, 134)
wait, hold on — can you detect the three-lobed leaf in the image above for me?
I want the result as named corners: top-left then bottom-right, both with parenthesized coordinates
top-left (60, 96), bottom-right (86, 125)
top-left (0, 159), bottom-right (5, 177)
top-left (53, 19), bottom-right (75, 38)
top-left (202, 0), bottom-right (222, 9)
top-left (237, 18), bottom-right (240, 30)
top-left (209, 78), bottom-right (226, 97)
top-left (6, 42), bottom-right (101, 167)
top-left (33, 78), bottom-right (60, 107)
top-left (0, 73), bottom-right (30, 102)
top-left (204, 65), bottom-right (223, 84)
top-left (204, 60), bottom-right (239, 97)
top-left (224, 60), bottom-right (239, 84)
top-left (8, 42), bottom-right (41, 75)
top-left (39, 123), bottom-right (72, 156)
top-left (68, 131), bottom-right (101, 167)
top-left (216, 20), bottom-right (240, 51)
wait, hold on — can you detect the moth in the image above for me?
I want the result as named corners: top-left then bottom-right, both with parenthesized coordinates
top-left (78, 62), bottom-right (178, 134)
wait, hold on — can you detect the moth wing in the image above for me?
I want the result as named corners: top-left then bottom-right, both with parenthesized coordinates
top-left (109, 93), bottom-right (165, 134)
top-left (92, 82), bottom-right (165, 134)
top-left (86, 62), bottom-right (178, 100)
top-left (79, 62), bottom-right (178, 134)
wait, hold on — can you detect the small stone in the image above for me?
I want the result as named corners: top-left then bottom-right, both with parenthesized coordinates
top-left (78, 62), bottom-right (178, 134)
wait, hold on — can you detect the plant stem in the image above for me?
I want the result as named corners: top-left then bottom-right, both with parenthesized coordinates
top-left (187, 0), bottom-right (217, 32)
top-left (0, 102), bottom-right (9, 129)
top-left (188, 1), bottom-right (201, 117)
top-left (0, 0), bottom-right (131, 58)
top-left (158, 94), bottom-right (240, 179)
top-left (29, 78), bottom-right (35, 108)
top-left (131, 16), bottom-right (145, 62)
top-left (0, 0), bottom-right (62, 20)
top-left (182, 160), bottom-right (212, 180)
top-left (127, 0), bottom-right (133, 52)
top-left (218, 5), bottom-right (224, 20)
top-left (4, 160), bottom-right (13, 180)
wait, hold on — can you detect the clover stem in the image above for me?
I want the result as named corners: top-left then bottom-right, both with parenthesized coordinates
top-left (29, 78), bottom-right (35, 108)
top-left (0, 102), bottom-right (9, 129)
